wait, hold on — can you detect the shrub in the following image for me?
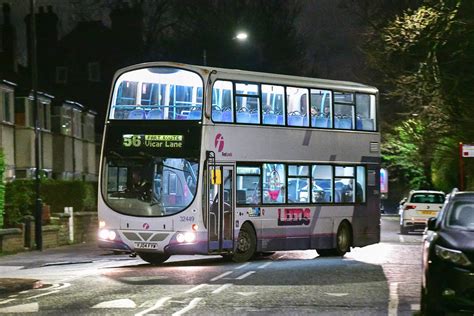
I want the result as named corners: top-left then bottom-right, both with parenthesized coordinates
top-left (0, 149), bottom-right (5, 228)
top-left (4, 179), bottom-right (97, 227)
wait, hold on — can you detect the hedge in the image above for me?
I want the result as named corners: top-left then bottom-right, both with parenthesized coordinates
top-left (0, 149), bottom-right (5, 228)
top-left (3, 179), bottom-right (97, 227)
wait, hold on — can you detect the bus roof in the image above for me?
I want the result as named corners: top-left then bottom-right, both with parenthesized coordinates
top-left (115, 61), bottom-right (379, 95)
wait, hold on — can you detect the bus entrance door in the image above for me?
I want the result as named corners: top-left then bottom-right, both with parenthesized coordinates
top-left (208, 165), bottom-right (234, 253)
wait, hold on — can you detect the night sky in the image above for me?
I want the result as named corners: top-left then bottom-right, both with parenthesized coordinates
top-left (3, 0), bottom-right (364, 81)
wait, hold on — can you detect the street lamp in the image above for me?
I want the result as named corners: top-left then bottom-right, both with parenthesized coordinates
top-left (202, 31), bottom-right (249, 66)
top-left (30, 0), bottom-right (42, 250)
top-left (234, 31), bottom-right (248, 41)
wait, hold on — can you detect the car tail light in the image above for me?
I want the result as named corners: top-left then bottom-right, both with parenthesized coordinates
top-left (404, 204), bottom-right (416, 210)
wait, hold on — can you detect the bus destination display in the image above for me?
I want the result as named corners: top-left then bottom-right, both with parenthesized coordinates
top-left (122, 134), bottom-right (184, 148)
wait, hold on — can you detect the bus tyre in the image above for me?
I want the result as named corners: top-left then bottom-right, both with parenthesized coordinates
top-left (232, 223), bottom-right (256, 263)
top-left (400, 225), bottom-right (409, 235)
top-left (137, 252), bottom-right (170, 265)
top-left (317, 221), bottom-right (352, 257)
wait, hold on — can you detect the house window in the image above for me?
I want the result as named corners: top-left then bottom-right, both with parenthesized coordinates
top-left (56, 66), bottom-right (68, 84)
top-left (4, 90), bottom-right (13, 123)
top-left (88, 62), bottom-right (100, 82)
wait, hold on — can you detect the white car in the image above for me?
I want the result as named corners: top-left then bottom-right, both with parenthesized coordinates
top-left (400, 190), bottom-right (445, 234)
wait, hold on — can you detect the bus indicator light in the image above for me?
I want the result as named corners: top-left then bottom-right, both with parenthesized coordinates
top-left (192, 224), bottom-right (198, 231)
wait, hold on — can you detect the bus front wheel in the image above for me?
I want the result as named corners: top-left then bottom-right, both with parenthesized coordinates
top-left (137, 252), bottom-right (170, 265)
top-left (232, 223), bottom-right (256, 263)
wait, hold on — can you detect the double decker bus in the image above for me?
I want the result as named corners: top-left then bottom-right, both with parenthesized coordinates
top-left (98, 62), bottom-right (381, 264)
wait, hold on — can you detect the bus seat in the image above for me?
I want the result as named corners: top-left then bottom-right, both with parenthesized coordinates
top-left (222, 111), bottom-right (233, 122)
top-left (277, 115), bottom-right (284, 125)
top-left (188, 110), bottom-right (202, 120)
top-left (250, 112), bottom-right (259, 124)
top-left (263, 113), bottom-right (278, 125)
top-left (288, 115), bottom-right (303, 126)
top-left (176, 114), bottom-right (187, 120)
top-left (147, 109), bottom-right (163, 119)
top-left (128, 109), bottom-right (146, 120)
top-left (212, 110), bottom-right (222, 122)
top-left (237, 112), bottom-right (251, 123)
top-left (335, 118), bottom-right (352, 129)
top-left (313, 117), bottom-right (329, 128)
top-left (356, 118), bottom-right (363, 130)
top-left (302, 116), bottom-right (309, 126)
top-left (237, 190), bottom-right (247, 204)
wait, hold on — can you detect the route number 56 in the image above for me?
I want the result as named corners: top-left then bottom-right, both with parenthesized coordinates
top-left (123, 135), bottom-right (141, 147)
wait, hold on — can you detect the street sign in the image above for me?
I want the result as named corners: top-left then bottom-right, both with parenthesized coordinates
top-left (462, 144), bottom-right (474, 157)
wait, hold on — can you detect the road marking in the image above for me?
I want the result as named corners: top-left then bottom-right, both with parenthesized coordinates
top-left (236, 292), bottom-right (257, 296)
top-left (212, 283), bottom-right (232, 294)
top-left (399, 235), bottom-right (405, 243)
top-left (135, 297), bottom-right (171, 316)
top-left (172, 297), bottom-right (203, 316)
top-left (0, 299), bottom-right (16, 305)
top-left (184, 283), bottom-right (208, 294)
top-left (235, 271), bottom-right (256, 280)
top-left (388, 282), bottom-right (399, 316)
top-left (210, 271), bottom-right (233, 281)
top-left (0, 302), bottom-right (39, 313)
top-left (325, 293), bottom-right (348, 297)
top-left (92, 299), bottom-right (136, 309)
top-left (258, 262), bottom-right (272, 269)
top-left (28, 290), bottom-right (60, 299)
top-left (235, 262), bottom-right (250, 269)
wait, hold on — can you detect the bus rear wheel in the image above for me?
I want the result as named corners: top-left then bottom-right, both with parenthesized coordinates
top-left (232, 223), bottom-right (256, 263)
top-left (317, 221), bottom-right (352, 257)
top-left (137, 252), bottom-right (170, 265)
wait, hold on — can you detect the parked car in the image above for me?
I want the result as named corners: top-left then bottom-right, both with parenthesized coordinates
top-left (421, 189), bottom-right (474, 315)
top-left (400, 190), bottom-right (445, 234)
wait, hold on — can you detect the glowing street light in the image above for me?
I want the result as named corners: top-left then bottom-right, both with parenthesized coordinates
top-left (234, 31), bottom-right (248, 41)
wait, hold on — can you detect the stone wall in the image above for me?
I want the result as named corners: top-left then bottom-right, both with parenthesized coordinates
top-left (0, 211), bottom-right (98, 253)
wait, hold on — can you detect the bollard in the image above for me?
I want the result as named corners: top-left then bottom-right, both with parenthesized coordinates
top-left (64, 207), bottom-right (74, 243)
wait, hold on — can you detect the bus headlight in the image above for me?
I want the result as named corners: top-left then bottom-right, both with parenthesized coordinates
top-left (176, 233), bottom-right (185, 243)
top-left (184, 232), bottom-right (196, 243)
top-left (99, 229), bottom-right (117, 241)
top-left (176, 232), bottom-right (196, 243)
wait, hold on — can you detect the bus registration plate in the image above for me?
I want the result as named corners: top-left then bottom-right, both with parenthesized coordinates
top-left (134, 242), bottom-right (158, 249)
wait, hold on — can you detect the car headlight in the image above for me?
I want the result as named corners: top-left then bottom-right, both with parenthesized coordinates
top-left (435, 245), bottom-right (471, 267)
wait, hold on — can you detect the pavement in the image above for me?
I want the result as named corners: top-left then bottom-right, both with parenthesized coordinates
top-left (0, 241), bottom-right (114, 295)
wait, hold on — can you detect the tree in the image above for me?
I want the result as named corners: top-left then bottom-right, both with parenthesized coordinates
top-left (164, 0), bottom-right (305, 74)
top-left (354, 0), bottom-right (474, 193)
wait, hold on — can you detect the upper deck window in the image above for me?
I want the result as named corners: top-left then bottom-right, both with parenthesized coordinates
top-left (310, 89), bottom-right (332, 128)
top-left (262, 84), bottom-right (285, 126)
top-left (355, 94), bottom-right (376, 131)
top-left (286, 87), bottom-right (309, 127)
top-left (110, 67), bottom-right (203, 121)
top-left (235, 83), bottom-right (260, 124)
top-left (334, 92), bottom-right (355, 130)
top-left (212, 80), bottom-right (234, 122)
